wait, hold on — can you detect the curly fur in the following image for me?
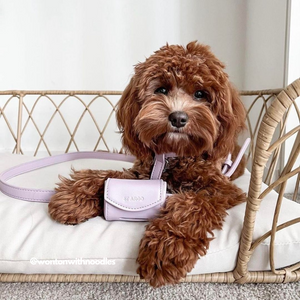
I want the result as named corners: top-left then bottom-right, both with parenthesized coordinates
top-left (48, 41), bottom-right (247, 287)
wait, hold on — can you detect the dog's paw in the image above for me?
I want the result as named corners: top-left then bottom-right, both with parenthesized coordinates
top-left (136, 224), bottom-right (201, 287)
top-left (48, 182), bottom-right (102, 225)
top-left (48, 170), bottom-right (104, 224)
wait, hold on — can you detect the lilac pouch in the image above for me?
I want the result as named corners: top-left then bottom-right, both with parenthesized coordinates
top-left (104, 178), bottom-right (167, 221)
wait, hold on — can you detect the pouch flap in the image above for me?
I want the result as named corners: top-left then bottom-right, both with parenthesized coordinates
top-left (104, 178), bottom-right (167, 212)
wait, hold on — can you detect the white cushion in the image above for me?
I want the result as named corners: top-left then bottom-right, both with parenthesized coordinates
top-left (0, 153), bottom-right (299, 275)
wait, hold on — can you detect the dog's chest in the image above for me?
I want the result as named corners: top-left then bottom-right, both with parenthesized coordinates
top-left (160, 157), bottom-right (215, 193)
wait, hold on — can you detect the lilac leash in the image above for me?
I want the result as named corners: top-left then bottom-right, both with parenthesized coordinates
top-left (222, 138), bottom-right (251, 177)
top-left (0, 152), bottom-right (135, 203)
top-left (0, 138), bottom-right (250, 203)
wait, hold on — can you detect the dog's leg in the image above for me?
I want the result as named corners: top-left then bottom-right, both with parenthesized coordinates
top-left (137, 179), bottom-right (246, 287)
top-left (48, 169), bottom-right (136, 225)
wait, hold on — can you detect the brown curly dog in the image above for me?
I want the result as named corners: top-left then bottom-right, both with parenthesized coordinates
top-left (48, 41), bottom-right (247, 287)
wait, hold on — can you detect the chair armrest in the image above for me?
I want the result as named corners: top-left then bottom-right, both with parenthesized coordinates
top-left (234, 78), bottom-right (300, 283)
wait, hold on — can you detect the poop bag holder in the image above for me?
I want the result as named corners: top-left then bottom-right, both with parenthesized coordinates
top-left (104, 178), bottom-right (167, 221)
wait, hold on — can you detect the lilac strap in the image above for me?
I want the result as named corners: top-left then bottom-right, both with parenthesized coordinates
top-left (150, 153), bottom-right (177, 180)
top-left (223, 138), bottom-right (251, 177)
top-left (0, 152), bottom-right (135, 203)
top-left (0, 139), bottom-right (250, 203)
top-left (221, 153), bottom-right (232, 175)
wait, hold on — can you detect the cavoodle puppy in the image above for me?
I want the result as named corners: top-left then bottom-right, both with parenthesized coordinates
top-left (48, 41), bottom-right (247, 287)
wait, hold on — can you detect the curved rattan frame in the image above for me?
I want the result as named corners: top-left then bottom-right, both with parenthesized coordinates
top-left (0, 79), bottom-right (299, 283)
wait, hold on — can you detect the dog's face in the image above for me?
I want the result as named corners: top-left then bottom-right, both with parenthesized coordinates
top-left (117, 42), bottom-right (245, 160)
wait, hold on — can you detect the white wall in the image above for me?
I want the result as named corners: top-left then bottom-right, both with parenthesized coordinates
top-left (286, 0), bottom-right (300, 193)
top-left (288, 0), bottom-right (300, 84)
top-left (0, 0), bottom-right (247, 91)
top-left (243, 0), bottom-right (288, 90)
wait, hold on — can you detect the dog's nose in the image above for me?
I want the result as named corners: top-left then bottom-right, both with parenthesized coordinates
top-left (168, 111), bottom-right (188, 128)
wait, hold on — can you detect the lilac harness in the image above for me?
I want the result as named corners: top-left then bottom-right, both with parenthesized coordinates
top-left (0, 139), bottom-right (250, 204)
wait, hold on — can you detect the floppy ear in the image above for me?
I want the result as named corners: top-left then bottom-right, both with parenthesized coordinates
top-left (212, 83), bottom-right (246, 160)
top-left (116, 77), bottom-right (152, 158)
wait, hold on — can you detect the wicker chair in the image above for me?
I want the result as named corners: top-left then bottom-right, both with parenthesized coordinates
top-left (0, 79), bottom-right (299, 283)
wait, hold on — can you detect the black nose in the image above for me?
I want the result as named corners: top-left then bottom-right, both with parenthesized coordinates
top-left (168, 111), bottom-right (188, 128)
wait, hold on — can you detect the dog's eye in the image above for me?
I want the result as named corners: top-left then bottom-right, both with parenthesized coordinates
top-left (194, 90), bottom-right (207, 100)
top-left (154, 87), bottom-right (168, 95)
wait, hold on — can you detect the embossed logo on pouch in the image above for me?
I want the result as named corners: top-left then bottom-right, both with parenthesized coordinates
top-left (124, 196), bottom-right (144, 202)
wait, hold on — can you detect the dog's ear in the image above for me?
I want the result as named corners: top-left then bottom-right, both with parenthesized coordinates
top-left (212, 83), bottom-right (246, 160)
top-left (116, 77), bottom-right (151, 158)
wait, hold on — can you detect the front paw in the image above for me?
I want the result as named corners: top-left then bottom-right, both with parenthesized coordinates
top-left (136, 225), bottom-right (201, 287)
top-left (48, 169), bottom-right (103, 225)
top-left (48, 189), bottom-right (101, 225)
